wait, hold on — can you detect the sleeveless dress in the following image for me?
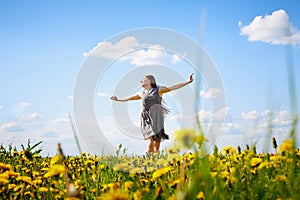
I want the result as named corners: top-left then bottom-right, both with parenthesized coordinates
top-left (141, 87), bottom-right (169, 141)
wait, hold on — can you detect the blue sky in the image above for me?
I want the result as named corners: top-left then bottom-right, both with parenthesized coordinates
top-left (0, 1), bottom-right (299, 155)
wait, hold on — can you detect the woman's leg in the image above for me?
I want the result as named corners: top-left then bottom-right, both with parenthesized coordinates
top-left (154, 136), bottom-right (161, 152)
top-left (147, 136), bottom-right (155, 153)
top-left (154, 141), bottom-right (161, 152)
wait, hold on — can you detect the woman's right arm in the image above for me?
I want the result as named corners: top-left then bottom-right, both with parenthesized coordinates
top-left (110, 94), bottom-right (141, 102)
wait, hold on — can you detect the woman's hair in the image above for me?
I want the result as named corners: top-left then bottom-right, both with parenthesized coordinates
top-left (144, 74), bottom-right (170, 115)
top-left (145, 74), bottom-right (157, 88)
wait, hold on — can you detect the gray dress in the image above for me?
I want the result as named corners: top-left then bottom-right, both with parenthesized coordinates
top-left (141, 87), bottom-right (169, 141)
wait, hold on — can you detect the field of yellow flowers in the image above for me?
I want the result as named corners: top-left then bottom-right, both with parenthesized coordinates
top-left (1, 131), bottom-right (300, 200)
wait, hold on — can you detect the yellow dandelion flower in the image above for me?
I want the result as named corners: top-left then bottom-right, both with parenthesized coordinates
top-left (258, 162), bottom-right (269, 170)
top-left (90, 188), bottom-right (97, 193)
top-left (0, 171), bottom-right (9, 179)
top-left (195, 134), bottom-right (208, 145)
top-left (166, 178), bottom-right (183, 187)
top-left (152, 166), bottom-right (173, 180)
top-left (99, 164), bottom-right (106, 170)
top-left (8, 183), bottom-right (16, 190)
top-left (0, 177), bottom-right (8, 185)
top-left (33, 178), bottom-right (42, 185)
top-left (44, 164), bottom-right (64, 178)
top-left (139, 178), bottom-right (149, 185)
top-left (65, 197), bottom-right (80, 200)
top-left (277, 175), bottom-right (288, 182)
top-left (174, 129), bottom-right (197, 148)
top-left (222, 146), bottom-right (237, 155)
top-left (220, 171), bottom-right (230, 179)
top-left (84, 159), bottom-right (94, 166)
top-left (250, 157), bottom-right (263, 167)
top-left (32, 171), bottom-right (40, 176)
top-left (196, 191), bottom-right (205, 199)
top-left (13, 185), bottom-right (23, 192)
top-left (99, 189), bottom-right (130, 200)
top-left (39, 187), bottom-right (49, 192)
top-left (50, 154), bottom-right (61, 165)
top-left (0, 163), bottom-right (11, 171)
top-left (230, 177), bottom-right (237, 184)
top-left (32, 153), bottom-right (41, 158)
top-left (134, 190), bottom-right (143, 200)
top-left (229, 167), bottom-right (236, 175)
top-left (11, 150), bottom-right (19, 156)
top-left (210, 172), bottom-right (218, 178)
top-left (16, 175), bottom-right (32, 185)
top-left (278, 139), bottom-right (294, 153)
top-left (124, 181), bottom-right (134, 190)
top-left (250, 169), bottom-right (257, 174)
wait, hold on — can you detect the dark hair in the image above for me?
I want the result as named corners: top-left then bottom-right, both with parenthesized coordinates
top-left (145, 74), bottom-right (157, 88)
top-left (151, 83), bottom-right (157, 88)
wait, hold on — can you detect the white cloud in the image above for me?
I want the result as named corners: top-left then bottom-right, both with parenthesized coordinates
top-left (241, 110), bottom-right (261, 120)
top-left (239, 9), bottom-right (300, 45)
top-left (97, 92), bottom-right (110, 97)
top-left (198, 109), bottom-right (212, 122)
top-left (18, 102), bottom-right (31, 107)
top-left (19, 112), bottom-right (42, 121)
top-left (83, 36), bottom-right (141, 58)
top-left (53, 118), bottom-right (70, 123)
top-left (0, 122), bottom-right (26, 132)
top-left (68, 96), bottom-right (74, 100)
top-left (0, 105), bottom-right (3, 109)
top-left (13, 102), bottom-right (31, 116)
top-left (200, 88), bottom-right (222, 98)
top-left (221, 122), bottom-right (243, 134)
top-left (83, 36), bottom-right (184, 66)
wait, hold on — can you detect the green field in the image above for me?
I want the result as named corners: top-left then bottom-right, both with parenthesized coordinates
top-left (1, 130), bottom-right (299, 200)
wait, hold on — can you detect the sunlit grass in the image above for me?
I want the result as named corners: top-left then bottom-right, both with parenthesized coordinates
top-left (1, 135), bottom-right (300, 199)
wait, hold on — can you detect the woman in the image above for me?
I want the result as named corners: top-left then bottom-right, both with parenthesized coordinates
top-left (111, 73), bottom-right (194, 154)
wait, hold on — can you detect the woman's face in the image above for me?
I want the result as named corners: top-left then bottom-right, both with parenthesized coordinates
top-left (141, 77), bottom-right (151, 88)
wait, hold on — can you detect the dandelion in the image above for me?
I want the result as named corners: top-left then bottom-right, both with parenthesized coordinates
top-left (220, 171), bottom-right (230, 179)
top-left (134, 190), bottom-right (143, 200)
top-left (174, 129), bottom-right (197, 149)
top-left (195, 134), bottom-right (208, 146)
top-left (0, 163), bottom-right (11, 172)
top-left (8, 183), bottom-right (16, 190)
top-left (250, 157), bottom-right (263, 167)
top-left (277, 175), bottom-right (288, 182)
top-left (222, 146), bottom-right (236, 155)
top-left (278, 139), bottom-right (294, 153)
top-left (124, 181), bottom-right (134, 190)
top-left (44, 164), bottom-right (64, 178)
top-left (0, 177), bottom-right (8, 185)
top-left (166, 178), bottom-right (183, 187)
top-left (210, 172), bottom-right (218, 178)
top-left (196, 191), bottom-right (205, 199)
top-left (16, 175), bottom-right (32, 185)
top-left (98, 189), bottom-right (130, 200)
top-left (152, 166), bottom-right (173, 180)
top-left (39, 187), bottom-right (49, 192)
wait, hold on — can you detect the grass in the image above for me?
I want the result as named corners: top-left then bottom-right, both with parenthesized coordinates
top-left (0, 134), bottom-right (300, 200)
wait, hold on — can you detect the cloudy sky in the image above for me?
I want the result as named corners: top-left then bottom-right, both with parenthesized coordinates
top-left (0, 1), bottom-right (299, 155)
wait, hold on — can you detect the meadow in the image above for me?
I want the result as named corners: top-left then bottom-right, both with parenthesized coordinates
top-left (1, 128), bottom-right (300, 200)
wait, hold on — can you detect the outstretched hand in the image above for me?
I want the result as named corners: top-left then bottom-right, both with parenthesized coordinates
top-left (110, 96), bottom-right (118, 101)
top-left (188, 73), bottom-right (194, 83)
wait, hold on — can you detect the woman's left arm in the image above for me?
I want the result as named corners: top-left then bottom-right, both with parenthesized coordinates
top-left (159, 73), bottom-right (194, 96)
